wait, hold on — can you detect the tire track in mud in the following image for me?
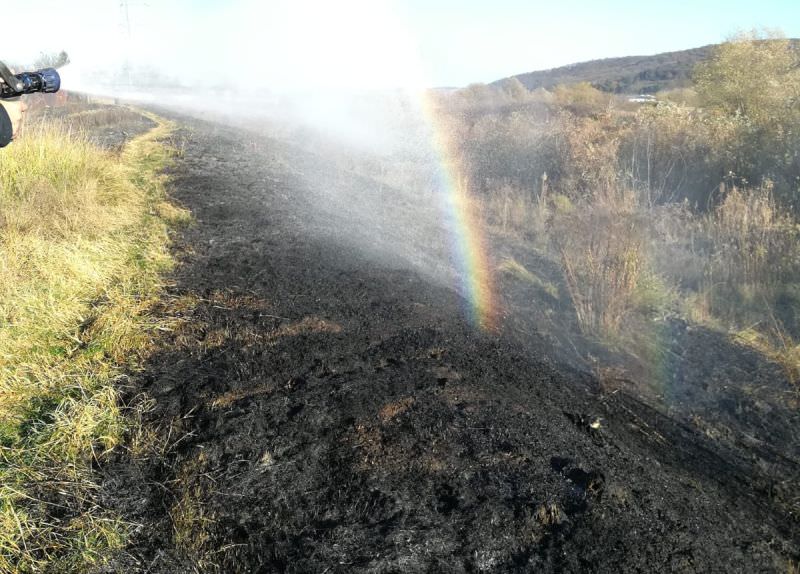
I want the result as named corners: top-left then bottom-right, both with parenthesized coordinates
top-left (106, 115), bottom-right (800, 573)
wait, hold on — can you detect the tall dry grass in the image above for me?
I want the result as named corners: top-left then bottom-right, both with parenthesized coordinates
top-left (430, 50), bottom-right (800, 390)
top-left (708, 182), bottom-right (796, 289)
top-left (549, 189), bottom-right (647, 335)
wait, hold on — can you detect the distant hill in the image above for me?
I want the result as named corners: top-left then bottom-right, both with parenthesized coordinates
top-left (494, 40), bottom-right (800, 95)
top-left (495, 45), bottom-right (715, 94)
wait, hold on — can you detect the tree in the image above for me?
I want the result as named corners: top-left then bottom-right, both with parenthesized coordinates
top-left (694, 31), bottom-right (800, 124)
top-left (552, 82), bottom-right (610, 116)
top-left (693, 31), bottom-right (800, 204)
top-left (34, 51), bottom-right (70, 69)
top-left (500, 77), bottom-right (530, 102)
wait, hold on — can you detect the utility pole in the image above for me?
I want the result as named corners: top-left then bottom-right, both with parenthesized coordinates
top-left (120, 0), bottom-right (132, 86)
top-left (121, 0), bottom-right (131, 39)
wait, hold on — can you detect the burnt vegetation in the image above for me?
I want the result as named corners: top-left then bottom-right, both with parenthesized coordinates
top-left (101, 33), bottom-right (800, 573)
top-left (6, 28), bottom-right (800, 574)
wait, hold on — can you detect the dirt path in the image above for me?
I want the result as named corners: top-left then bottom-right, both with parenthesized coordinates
top-left (106, 114), bottom-right (799, 573)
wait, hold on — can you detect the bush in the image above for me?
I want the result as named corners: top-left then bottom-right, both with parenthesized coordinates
top-left (694, 31), bottom-right (800, 208)
top-left (553, 82), bottom-right (611, 116)
top-left (550, 189), bottom-right (647, 335)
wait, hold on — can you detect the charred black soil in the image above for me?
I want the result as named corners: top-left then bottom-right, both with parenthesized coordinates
top-left (103, 113), bottom-right (800, 573)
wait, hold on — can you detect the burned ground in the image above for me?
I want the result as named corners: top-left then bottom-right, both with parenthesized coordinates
top-left (102, 114), bottom-right (800, 573)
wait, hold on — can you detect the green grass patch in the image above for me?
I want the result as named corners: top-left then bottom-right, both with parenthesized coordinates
top-left (0, 111), bottom-right (188, 572)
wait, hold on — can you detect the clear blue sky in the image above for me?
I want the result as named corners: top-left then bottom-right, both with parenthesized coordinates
top-left (5, 0), bottom-right (800, 89)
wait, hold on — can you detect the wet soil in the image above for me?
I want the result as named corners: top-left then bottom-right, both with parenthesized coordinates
top-left (104, 113), bottom-right (799, 573)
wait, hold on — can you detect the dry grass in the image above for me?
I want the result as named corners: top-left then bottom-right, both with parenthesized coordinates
top-left (497, 258), bottom-right (560, 300)
top-left (485, 183), bottom-right (548, 239)
top-left (166, 450), bottom-right (227, 571)
top-left (267, 317), bottom-right (343, 340)
top-left (691, 183), bottom-right (800, 379)
top-left (535, 502), bottom-right (566, 526)
top-left (736, 325), bottom-right (800, 390)
top-left (63, 107), bottom-right (147, 130)
top-left (169, 484), bottom-right (215, 567)
top-left (0, 111), bottom-right (188, 572)
top-left (428, 53), bottom-right (800, 406)
top-left (708, 182), bottom-right (795, 289)
top-left (551, 190), bottom-right (647, 335)
top-left (378, 397), bottom-right (416, 423)
top-left (209, 384), bottom-right (277, 410)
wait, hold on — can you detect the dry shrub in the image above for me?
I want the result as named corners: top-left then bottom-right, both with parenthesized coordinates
top-left (622, 102), bottom-right (729, 206)
top-left (683, 182), bottom-right (800, 381)
top-left (461, 110), bottom-right (554, 196)
top-left (708, 182), bottom-right (796, 288)
top-left (551, 189), bottom-right (647, 335)
top-left (646, 202), bottom-right (707, 293)
top-left (554, 112), bottom-right (625, 199)
top-left (484, 182), bottom-right (549, 239)
top-left (553, 82), bottom-right (611, 116)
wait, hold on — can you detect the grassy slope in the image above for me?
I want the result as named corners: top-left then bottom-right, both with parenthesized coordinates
top-left (0, 111), bottom-right (188, 573)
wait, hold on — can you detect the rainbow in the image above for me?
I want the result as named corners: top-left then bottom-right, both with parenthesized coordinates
top-left (419, 93), bottom-right (499, 331)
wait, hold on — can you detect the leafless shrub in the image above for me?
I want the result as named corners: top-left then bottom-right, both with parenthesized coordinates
top-left (551, 189), bottom-right (647, 335)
